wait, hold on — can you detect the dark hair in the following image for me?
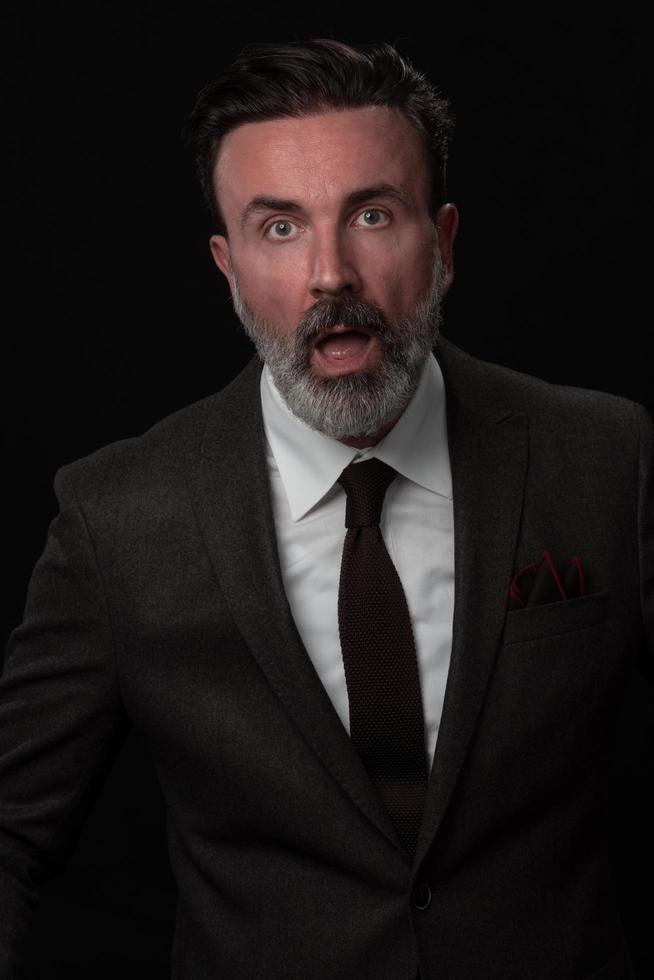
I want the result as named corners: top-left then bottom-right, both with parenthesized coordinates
top-left (185, 38), bottom-right (455, 236)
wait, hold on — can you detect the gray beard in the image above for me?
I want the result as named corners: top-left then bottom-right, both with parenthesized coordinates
top-left (229, 249), bottom-right (444, 440)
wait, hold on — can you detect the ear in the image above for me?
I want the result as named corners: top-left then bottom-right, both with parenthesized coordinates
top-left (209, 234), bottom-right (233, 284)
top-left (435, 204), bottom-right (459, 296)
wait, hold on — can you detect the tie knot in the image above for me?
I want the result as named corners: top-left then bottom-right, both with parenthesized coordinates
top-left (337, 458), bottom-right (398, 528)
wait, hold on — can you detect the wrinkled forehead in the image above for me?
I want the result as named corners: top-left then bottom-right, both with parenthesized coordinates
top-left (212, 106), bottom-right (432, 228)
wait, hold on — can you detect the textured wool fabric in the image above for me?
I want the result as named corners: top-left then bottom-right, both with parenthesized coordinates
top-left (337, 458), bottom-right (428, 856)
top-left (1, 337), bottom-right (651, 978)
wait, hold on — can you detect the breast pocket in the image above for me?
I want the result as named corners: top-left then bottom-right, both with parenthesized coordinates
top-left (502, 590), bottom-right (609, 645)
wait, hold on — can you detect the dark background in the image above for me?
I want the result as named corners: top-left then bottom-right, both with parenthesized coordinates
top-left (3, 2), bottom-right (653, 976)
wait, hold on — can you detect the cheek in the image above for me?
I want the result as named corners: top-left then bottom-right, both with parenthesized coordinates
top-left (237, 251), bottom-right (308, 328)
top-left (367, 241), bottom-right (432, 316)
top-left (408, 245), bottom-right (438, 299)
top-left (361, 236), bottom-right (434, 313)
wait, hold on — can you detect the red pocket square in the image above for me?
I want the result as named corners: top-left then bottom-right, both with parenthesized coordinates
top-left (508, 551), bottom-right (585, 610)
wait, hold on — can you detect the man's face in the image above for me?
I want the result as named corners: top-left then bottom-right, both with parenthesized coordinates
top-left (209, 106), bottom-right (458, 439)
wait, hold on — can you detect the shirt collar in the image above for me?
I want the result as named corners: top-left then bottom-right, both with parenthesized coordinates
top-left (261, 352), bottom-right (452, 522)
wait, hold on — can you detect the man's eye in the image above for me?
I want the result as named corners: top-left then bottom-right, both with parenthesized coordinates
top-left (356, 209), bottom-right (389, 227)
top-left (265, 220), bottom-right (298, 239)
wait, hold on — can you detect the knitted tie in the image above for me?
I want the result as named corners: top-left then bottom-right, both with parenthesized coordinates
top-left (337, 458), bottom-right (428, 856)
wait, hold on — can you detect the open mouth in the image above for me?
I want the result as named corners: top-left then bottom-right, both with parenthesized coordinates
top-left (310, 324), bottom-right (379, 377)
top-left (313, 324), bottom-right (375, 362)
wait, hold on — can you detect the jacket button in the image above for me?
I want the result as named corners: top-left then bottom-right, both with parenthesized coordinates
top-left (412, 882), bottom-right (432, 910)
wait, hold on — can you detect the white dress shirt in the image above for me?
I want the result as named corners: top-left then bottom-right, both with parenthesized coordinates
top-left (260, 353), bottom-right (454, 764)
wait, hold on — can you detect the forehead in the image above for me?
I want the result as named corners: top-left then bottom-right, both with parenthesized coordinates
top-left (213, 106), bottom-right (430, 221)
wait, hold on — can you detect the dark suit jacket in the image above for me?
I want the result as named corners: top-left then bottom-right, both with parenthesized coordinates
top-left (1, 338), bottom-right (652, 979)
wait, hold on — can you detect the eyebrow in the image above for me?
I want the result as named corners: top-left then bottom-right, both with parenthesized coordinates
top-left (238, 183), bottom-right (412, 232)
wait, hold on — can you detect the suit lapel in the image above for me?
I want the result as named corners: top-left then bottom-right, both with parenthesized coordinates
top-left (415, 339), bottom-right (529, 864)
top-left (189, 357), bottom-right (400, 850)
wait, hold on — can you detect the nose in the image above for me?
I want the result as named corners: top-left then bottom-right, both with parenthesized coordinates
top-left (307, 228), bottom-right (362, 299)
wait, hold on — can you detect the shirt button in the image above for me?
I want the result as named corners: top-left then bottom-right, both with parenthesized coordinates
top-left (412, 882), bottom-right (432, 910)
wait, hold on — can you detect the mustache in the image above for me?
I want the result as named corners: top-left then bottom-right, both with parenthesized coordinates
top-left (294, 295), bottom-right (390, 346)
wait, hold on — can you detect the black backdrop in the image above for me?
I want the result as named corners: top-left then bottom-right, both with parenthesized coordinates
top-left (3, 3), bottom-right (653, 976)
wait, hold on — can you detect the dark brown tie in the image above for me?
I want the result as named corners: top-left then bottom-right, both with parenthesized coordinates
top-left (337, 458), bottom-right (428, 856)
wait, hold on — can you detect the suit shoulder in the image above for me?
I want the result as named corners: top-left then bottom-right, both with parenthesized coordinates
top-left (57, 357), bottom-right (262, 501)
top-left (437, 337), bottom-right (647, 434)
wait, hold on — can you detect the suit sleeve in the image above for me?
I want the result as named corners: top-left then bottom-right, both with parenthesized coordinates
top-left (635, 402), bottom-right (654, 679)
top-left (0, 465), bottom-right (129, 977)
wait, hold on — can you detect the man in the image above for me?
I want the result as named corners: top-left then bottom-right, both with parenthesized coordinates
top-left (0, 37), bottom-right (651, 979)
